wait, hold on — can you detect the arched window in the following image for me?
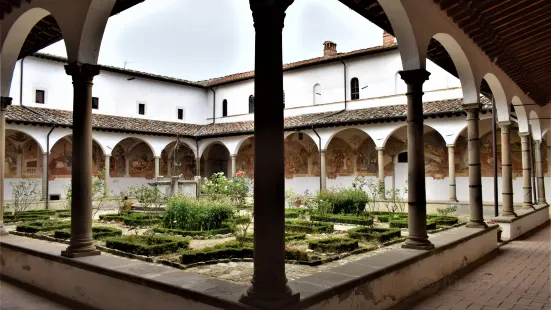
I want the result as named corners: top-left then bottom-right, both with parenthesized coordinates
top-left (351, 78), bottom-right (359, 100)
top-left (222, 99), bottom-right (228, 117)
top-left (248, 95), bottom-right (255, 114)
top-left (313, 84), bottom-right (321, 105)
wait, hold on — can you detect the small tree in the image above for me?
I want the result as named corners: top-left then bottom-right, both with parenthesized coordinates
top-left (235, 211), bottom-right (254, 247)
top-left (128, 184), bottom-right (167, 236)
top-left (9, 177), bottom-right (41, 219)
top-left (436, 205), bottom-right (457, 217)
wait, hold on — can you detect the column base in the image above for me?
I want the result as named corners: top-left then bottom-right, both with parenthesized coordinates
top-left (61, 243), bottom-right (101, 258)
top-left (240, 286), bottom-right (300, 310)
top-left (536, 201), bottom-right (549, 207)
top-left (448, 199), bottom-right (459, 203)
top-left (402, 237), bottom-right (434, 250)
top-left (0, 225), bottom-right (9, 236)
top-left (500, 211), bottom-right (517, 217)
top-left (466, 220), bottom-right (488, 228)
top-left (521, 204), bottom-right (536, 210)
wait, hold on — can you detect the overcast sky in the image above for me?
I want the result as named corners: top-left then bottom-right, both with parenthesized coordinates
top-left (41, 0), bottom-right (382, 81)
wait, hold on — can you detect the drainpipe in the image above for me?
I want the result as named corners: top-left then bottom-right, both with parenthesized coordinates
top-left (209, 88), bottom-right (216, 124)
top-left (312, 126), bottom-right (322, 191)
top-left (339, 58), bottom-right (347, 110)
top-left (491, 97), bottom-right (498, 217)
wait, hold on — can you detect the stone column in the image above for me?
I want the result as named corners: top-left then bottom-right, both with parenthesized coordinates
top-left (154, 156), bottom-right (160, 179)
top-left (447, 144), bottom-right (458, 202)
top-left (42, 152), bottom-right (48, 201)
top-left (167, 159), bottom-right (172, 177)
top-left (519, 133), bottom-right (534, 209)
top-left (231, 155), bottom-right (237, 177)
top-left (499, 121), bottom-right (516, 217)
top-left (240, 0), bottom-right (299, 308)
top-left (124, 157), bottom-right (130, 177)
top-left (534, 140), bottom-right (548, 206)
top-left (376, 147), bottom-right (385, 198)
top-left (464, 104), bottom-right (486, 227)
top-left (0, 97), bottom-right (12, 236)
top-left (399, 69), bottom-right (434, 250)
top-left (320, 150), bottom-right (327, 190)
top-left (104, 155), bottom-right (111, 197)
top-left (16, 153), bottom-right (22, 177)
top-left (307, 157), bottom-right (313, 175)
top-left (61, 63), bottom-right (100, 258)
top-left (195, 156), bottom-right (201, 177)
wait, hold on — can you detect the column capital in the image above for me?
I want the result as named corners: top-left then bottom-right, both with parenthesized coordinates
top-left (497, 120), bottom-right (512, 128)
top-left (518, 132), bottom-right (531, 137)
top-left (446, 144), bottom-right (455, 148)
top-left (375, 147), bottom-right (384, 151)
top-left (65, 62), bottom-right (100, 82)
top-left (250, 0), bottom-right (294, 30)
top-left (104, 154), bottom-right (112, 158)
top-left (153, 155), bottom-right (160, 159)
top-left (463, 102), bottom-right (481, 111)
top-left (0, 96), bottom-right (12, 111)
top-left (533, 140), bottom-right (542, 148)
top-left (398, 68), bottom-right (430, 86)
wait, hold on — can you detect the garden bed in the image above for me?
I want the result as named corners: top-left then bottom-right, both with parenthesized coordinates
top-left (310, 214), bottom-right (373, 225)
top-left (98, 214), bottom-right (125, 222)
top-left (122, 213), bottom-right (162, 227)
top-left (347, 227), bottom-right (401, 243)
top-left (104, 235), bottom-right (189, 256)
top-left (389, 219), bottom-right (437, 230)
top-left (153, 225), bottom-right (234, 237)
top-left (284, 208), bottom-right (307, 219)
top-left (16, 221), bottom-right (71, 233)
top-left (308, 237), bottom-right (358, 253)
top-left (376, 213), bottom-right (408, 223)
top-left (4, 210), bottom-right (57, 223)
top-left (235, 232), bottom-right (307, 244)
top-left (285, 220), bottom-right (334, 234)
top-left (53, 226), bottom-right (122, 240)
top-left (428, 216), bottom-right (459, 226)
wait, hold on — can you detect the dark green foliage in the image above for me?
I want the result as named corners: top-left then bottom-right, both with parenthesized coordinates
top-left (105, 235), bottom-right (189, 256)
top-left (122, 213), bottom-right (162, 227)
top-left (308, 237), bottom-right (358, 253)
top-left (347, 227), bottom-right (401, 243)
top-left (163, 196), bottom-right (234, 231)
top-left (235, 232), bottom-right (306, 244)
top-left (54, 226), bottom-right (122, 240)
top-left (285, 249), bottom-right (310, 261)
top-left (376, 213), bottom-right (408, 223)
top-left (181, 241), bottom-right (253, 264)
top-left (285, 220), bottom-right (334, 234)
top-left (310, 214), bottom-right (373, 225)
top-left (429, 216), bottom-right (459, 226)
top-left (284, 208), bottom-right (308, 219)
top-left (16, 221), bottom-right (71, 233)
top-left (99, 214), bottom-right (125, 222)
top-left (152, 224), bottom-right (234, 237)
top-left (56, 211), bottom-right (71, 218)
top-left (316, 188), bottom-right (369, 215)
top-left (389, 219), bottom-right (437, 230)
top-left (5, 209), bottom-right (56, 223)
top-left (22, 210), bottom-right (56, 215)
top-left (53, 230), bottom-right (71, 239)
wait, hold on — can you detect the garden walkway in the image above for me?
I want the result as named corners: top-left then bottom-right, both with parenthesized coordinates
top-left (393, 223), bottom-right (551, 310)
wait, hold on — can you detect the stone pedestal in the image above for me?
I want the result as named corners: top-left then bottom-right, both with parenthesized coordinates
top-left (519, 133), bottom-right (534, 210)
top-left (399, 69), bottom-right (434, 250)
top-left (447, 144), bottom-right (458, 203)
top-left (61, 63), bottom-right (101, 258)
top-left (0, 97), bottom-right (12, 236)
top-left (239, 1), bottom-right (299, 308)
top-left (499, 121), bottom-right (516, 217)
top-left (464, 104), bottom-right (487, 228)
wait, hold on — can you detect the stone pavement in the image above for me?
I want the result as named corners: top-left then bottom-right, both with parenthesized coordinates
top-left (0, 280), bottom-right (73, 310)
top-left (395, 223), bottom-right (551, 310)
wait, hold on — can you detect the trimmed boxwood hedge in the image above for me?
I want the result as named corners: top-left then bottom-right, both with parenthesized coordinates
top-left (4, 214), bottom-right (50, 223)
top-left (310, 214), bottom-right (373, 226)
top-left (105, 235), bottom-right (189, 256)
top-left (347, 227), bottom-right (401, 243)
top-left (285, 208), bottom-right (304, 219)
top-left (429, 216), bottom-right (459, 226)
top-left (54, 226), bottom-right (123, 240)
top-left (122, 213), bottom-right (162, 227)
top-left (56, 211), bottom-right (71, 218)
top-left (16, 221), bottom-right (71, 233)
top-left (285, 220), bottom-right (334, 234)
top-left (99, 214), bottom-right (125, 222)
top-left (236, 232), bottom-right (307, 244)
top-left (308, 237), bottom-right (358, 253)
top-left (376, 213), bottom-right (408, 223)
top-left (153, 225), bottom-right (234, 237)
top-left (389, 219), bottom-right (437, 230)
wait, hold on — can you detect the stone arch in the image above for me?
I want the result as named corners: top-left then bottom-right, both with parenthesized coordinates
top-left (201, 142), bottom-right (231, 178)
top-left (235, 136), bottom-right (255, 178)
top-left (158, 139), bottom-right (195, 158)
top-left (110, 137), bottom-right (155, 179)
top-left (285, 132), bottom-right (320, 179)
top-left (325, 128), bottom-right (376, 179)
top-left (481, 73), bottom-right (509, 122)
top-left (233, 135), bottom-right (254, 156)
top-left (160, 140), bottom-right (196, 180)
top-left (425, 33), bottom-right (478, 103)
top-left (323, 126), bottom-right (374, 150)
top-left (48, 135), bottom-right (105, 180)
top-left (529, 110), bottom-right (542, 141)
top-left (199, 140), bottom-right (232, 158)
top-left (511, 96), bottom-right (529, 133)
top-left (4, 129), bottom-right (44, 178)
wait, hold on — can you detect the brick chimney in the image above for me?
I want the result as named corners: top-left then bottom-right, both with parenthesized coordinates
top-left (323, 41), bottom-right (337, 57)
top-left (383, 31), bottom-right (396, 47)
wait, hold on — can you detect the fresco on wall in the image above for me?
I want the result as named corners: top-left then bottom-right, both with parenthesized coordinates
top-left (236, 138), bottom-right (254, 178)
top-left (326, 137), bottom-right (353, 179)
top-left (110, 138), bottom-right (154, 179)
top-left (356, 137), bottom-right (377, 176)
top-left (424, 131), bottom-right (448, 179)
top-left (284, 133), bottom-right (318, 179)
top-left (4, 130), bottom-right (41, 178)
top-left (383, 136), bottom-right (406, 174)
top-left (48, 136), bottom-right (103, 180)
top-left (160, 142), bottom-right (196, 179)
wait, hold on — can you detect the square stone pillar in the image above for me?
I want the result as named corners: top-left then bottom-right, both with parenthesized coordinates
top-left (239, 1), bottom-right (299, 308)
top-left (399, 69), bottom-right (434, 250)
top-left (320, 150), bottom-right (327, 190)
top-left (499, 121), bottom-right (516, 217)
top-left (519, 133), bottom-right (534, 209)
top-left (124, 157), bottom-right (130, 177)
top-left (154, 156), bottom-right (160, 179)
top-left (16, 153), bottom-right (22, 177)
top-left (104, 155), bottom-right (111, 197)
top-left (61, 63), bottom-right (101, 258)
top-left (447, 144), bottom-right (458, 203)
top-left (42, 152), bottom-right (48, 201)
top-left (534, 140), bottom-right (548, 206)
top-left (0, 96), bottom-right (12, 236)
top-left (231, 155), bottom-right (237, 177)
top-left (376, 147), bottom-right (385, 198)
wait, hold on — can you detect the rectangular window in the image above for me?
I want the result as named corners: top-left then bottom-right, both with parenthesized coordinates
top-left (177, 108), bottom-right (184, 120)
top-left (138, 103), bottom-right (145, 115)
top-left (35, 90), bottom-right (45, 104)
top-left (92, 97), bottom-right (99, 109)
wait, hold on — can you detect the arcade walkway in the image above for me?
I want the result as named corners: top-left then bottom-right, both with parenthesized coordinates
top-left (394, 224), bottom-right (551, 310)
top-left (0, 280), bottom-right (73, 310)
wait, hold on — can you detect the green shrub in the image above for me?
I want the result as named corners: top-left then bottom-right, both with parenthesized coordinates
top-left (285, 248), bottom-right (310, 261)
top-left (181, 241), bottom-right (253, 264)
top-left (105, 235), bottom-right (189, 256)
top-left (235, 232), bottom-right (306, 244)
top-left (99, 214), bottom-right (125, 222)
top-left (285, 208), bottom-right (308, 219)
top-left (56, 211), bottom-right (71, 218)
top-left (4, 214), bottom-right (50, 223)
top-left (347, 227), bottom-right (401, 243)
top-left (22, 210), bottom-right (56, 215)
top-left (153, 224), bottom-right (234, 237)
top-left (16, 221), bottom-right (71, 233)
top-left (308, 237), bottom-right (358, 253)
top-left (163, 196), bottom-right (234, 231)
top-left (377, 213), bottom-right (408, 223)
top-left (123, 213), bottom-right (162, 227)
top-left (310, 214), bottom-right (373, 226)
top-left (53, 229), bottom-right (71, 239)
top-left (389, 219), bottom-right (437, 230)
top-left (430, 216), bottom-right (459, 226)
top-left (54, 226), bottom-right (123, 240)
top-left (285, 220), bottom-right (334, 234)
top-left (316, 188), bottom-right (369, 215)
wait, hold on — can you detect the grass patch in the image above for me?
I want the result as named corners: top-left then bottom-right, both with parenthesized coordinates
top-left (347, 227), bottom-right (401, 243)
top-left (285, 220), bottom-right (334, 234)
top-left (389, 219), bottom-right (437, 230)
top-left (105, 235), bottom-right (189, 256)
top-left (54, 226), bottom-right (123, 240)
top-left (16, 221), bottom-right (71, 233)
top-left (56, 211), bottom-right (71, 218)
top-left (308, 237), bottom-right (358, 253)
top-left (310, 214), bottom-right (373, 225)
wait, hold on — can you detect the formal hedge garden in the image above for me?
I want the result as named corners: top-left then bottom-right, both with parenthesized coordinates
top-left (285, 220), bottom-right (334, 234)
top-left (347, 227), bottom-right (401, 243)
top-left (310, 214), bottom-right (373, 226)
top-left (389, 218), bottom-right (437, 230)
top-left (308, 237), bottom-right (359, 253)
top-left (104, 235), bottom-right (190, 256)
top-left (53, 226), bottom-right (122, 240)
top-left (16, 220), bottom-right (71, 233)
